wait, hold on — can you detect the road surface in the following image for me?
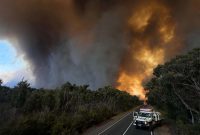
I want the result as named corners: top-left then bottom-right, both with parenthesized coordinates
top-left (98, 112), bottom-right (153, 135)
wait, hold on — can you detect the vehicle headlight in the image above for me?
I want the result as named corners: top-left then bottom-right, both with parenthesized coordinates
top-left (144, 121), bottom-right (147, 125)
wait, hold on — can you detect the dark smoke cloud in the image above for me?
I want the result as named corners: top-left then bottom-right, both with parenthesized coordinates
top-left (0, 0), bottom-right (199, 89)
top-left (162, 0), bottom-right (200, 51)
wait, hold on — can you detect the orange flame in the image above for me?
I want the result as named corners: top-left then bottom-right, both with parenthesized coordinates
top-left (116, 1), bottom-right (175, 100)
top-left (117, 72), bottom-right (146, 100)
top-left (117, 47), bottom-right (164, 100)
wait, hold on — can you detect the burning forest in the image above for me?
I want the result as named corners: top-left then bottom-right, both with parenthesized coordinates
top-left (0, 0), bottom-right (199, 99)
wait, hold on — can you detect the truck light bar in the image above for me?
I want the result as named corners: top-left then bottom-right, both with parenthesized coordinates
top-left (140, 108), bottom-right (153, 112)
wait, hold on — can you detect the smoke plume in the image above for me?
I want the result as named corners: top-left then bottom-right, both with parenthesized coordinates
top-left (0, 0), bottom-right (199, 99)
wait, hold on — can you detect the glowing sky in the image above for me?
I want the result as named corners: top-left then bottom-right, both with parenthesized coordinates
top-left (0, 40), bottom-right (33, 86)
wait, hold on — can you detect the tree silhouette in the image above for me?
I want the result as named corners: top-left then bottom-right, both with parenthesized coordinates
top-left (13, 79), bottom-right (31, 107)
top-left (146, 48), bottom-right (200, 124)
top-left (0, 79), bottom-right (2, 87)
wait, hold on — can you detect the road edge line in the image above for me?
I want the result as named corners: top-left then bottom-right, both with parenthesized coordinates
top-left (151, 130), bottom-right (153, 135)
top-left (122, 121), bottom-right (133, 135)
top-left (97, 112), bottom-right (132, 135)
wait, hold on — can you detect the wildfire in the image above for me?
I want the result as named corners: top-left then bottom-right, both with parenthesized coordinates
top-left (117, 47), bottom-right (164, 100)
top-left (116, 0), bottom-right (175, 100)
top-left (128, 7), bottom-right (152, 32)
top-left (117, 72), bottom-right (146, 100)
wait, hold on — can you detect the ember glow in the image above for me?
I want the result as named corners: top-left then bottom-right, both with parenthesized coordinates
top-left (0, 0), bottom-right (199, 99)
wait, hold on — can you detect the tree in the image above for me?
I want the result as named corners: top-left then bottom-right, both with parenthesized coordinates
top-left (0, 80), bottom-right (141, 135)
top-left (12, 79), bottom-right (31, 108)
top-left (146, 48), bottom-right (200, 124)
top-left (0, 79), bottom-right (2, 87)
top-left (16, 79), bottom-right (31, 90)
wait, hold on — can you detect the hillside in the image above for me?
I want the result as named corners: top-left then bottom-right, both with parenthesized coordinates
top-left (0, 82), bottom-right (141, 135)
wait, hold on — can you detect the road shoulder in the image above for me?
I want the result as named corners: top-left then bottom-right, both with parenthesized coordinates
top-left (82, 109), bottom-right (134, 135)
top-left (153, 118), bottom-right (179, 135)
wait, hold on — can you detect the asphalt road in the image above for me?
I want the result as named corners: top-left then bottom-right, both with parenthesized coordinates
top-left (98, 112), bottom-right (152, 135)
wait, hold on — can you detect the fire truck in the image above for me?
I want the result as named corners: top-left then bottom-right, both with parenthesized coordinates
top-left (133, 106), bottom-right (163, 129)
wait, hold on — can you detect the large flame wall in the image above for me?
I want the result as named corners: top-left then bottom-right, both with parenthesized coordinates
top-left (117, 0), bottom-right (177, 99)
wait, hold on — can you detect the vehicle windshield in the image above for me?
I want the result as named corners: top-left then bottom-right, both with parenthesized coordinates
top-left (138, 112), bottom-right (152, 118)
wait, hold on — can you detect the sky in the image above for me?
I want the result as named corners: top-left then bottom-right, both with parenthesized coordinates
top-left (0, 40), bottom-right (33, 87)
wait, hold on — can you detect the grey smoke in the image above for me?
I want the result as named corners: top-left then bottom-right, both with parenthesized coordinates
top-left (47, 10), bottom-right (128, 88)
top-left (0, 0), bottom-right (199, 89)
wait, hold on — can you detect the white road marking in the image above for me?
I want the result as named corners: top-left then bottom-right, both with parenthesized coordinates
top-left (98, 112), bottom-right (132, 135)
top-left (151, 131), bottom-right (153, 135)
top-left (122, 121), bottom-right (133, 135)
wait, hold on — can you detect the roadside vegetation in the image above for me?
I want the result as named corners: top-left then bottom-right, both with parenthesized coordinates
top-left (0, 80), bottom-right (141, 135)
top-left (146, 48), bottom-right (200, 135)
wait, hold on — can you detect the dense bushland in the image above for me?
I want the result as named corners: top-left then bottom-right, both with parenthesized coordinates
top-left (0, 81), bottom-right (141, 135)
top-left (146, 48), bottom-right (200, 135)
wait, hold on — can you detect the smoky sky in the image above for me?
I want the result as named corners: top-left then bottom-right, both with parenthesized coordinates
top-left (0, 0), bottom-right (199, 89)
